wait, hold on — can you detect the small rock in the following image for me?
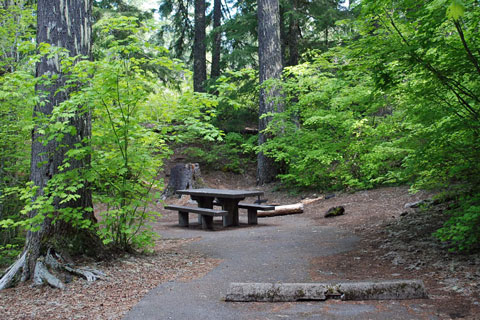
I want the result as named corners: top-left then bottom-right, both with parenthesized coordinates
top-left (404, 200), bottom-right (430, 209)
top-left (325, 194), bottom-right (335, 200)
top-left (392, 256), bottom-right (406, 266)
top-left (324, 206), bottom-right (345, 218)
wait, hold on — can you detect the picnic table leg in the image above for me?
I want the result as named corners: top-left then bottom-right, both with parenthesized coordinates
top-left (201, 215), bottom-right (214, 230)
top-left (221, 199), bottom-right (241, 227)
top-left (247, 208), bottom-right (258, 225)
top-left (193, 196), bottom-right (214, 225)
top-left (178, 211), bottom-right (189, 227)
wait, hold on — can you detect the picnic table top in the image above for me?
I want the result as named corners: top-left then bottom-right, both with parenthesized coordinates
top-left (176, 188), bottom-right (264, 199)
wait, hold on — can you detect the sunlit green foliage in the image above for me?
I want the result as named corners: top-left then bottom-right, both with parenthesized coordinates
top-left (258, 50), bottom-right (406, 190)
top-left (0, 2), bottom-right (36, 258)
top-left (0, 14), bottom-right (216, 253)
top-left (212, 69), bottom-right (258, 132)
top-left (77, 17), bottom-right (174, 250)
top-left (256, 0), bottom-right (479, 250)
top-left (355, 0), bottom-right (480, 251)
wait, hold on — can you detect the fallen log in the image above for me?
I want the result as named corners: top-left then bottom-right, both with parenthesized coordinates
top-left (301, 196), bottom-right (324, 205)
top-left (257, 203), bottom-right (304, 217)
top-left (225, 280), bottom-right (428, 302)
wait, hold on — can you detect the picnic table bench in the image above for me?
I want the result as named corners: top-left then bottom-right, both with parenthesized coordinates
top-left (237, 203), bottom-right (275, 225)
top-left (164, 205), bottom-right (227, 230)
top-left (165, 188), bottom-right (271, 229)
top-left (211, 200), bottom-right (275, 225)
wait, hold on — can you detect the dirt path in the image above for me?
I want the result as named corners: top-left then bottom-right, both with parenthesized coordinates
top-left (305, 187), bottom-right (480, 319)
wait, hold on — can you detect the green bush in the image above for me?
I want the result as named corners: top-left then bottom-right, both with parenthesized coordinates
top-left (260, 53), bottom-right (408, 191)
top-left (211, 69), bottom-right (259, 132)
top-left (435, 194), bottom-right (480, 252)
top-left (0, 2), bottom-right (36, 258)
top-left (182, 132), bottom-right (256, 174)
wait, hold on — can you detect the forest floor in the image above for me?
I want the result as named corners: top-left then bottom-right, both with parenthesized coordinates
top-left (1, 169), bottom-right (479, 319)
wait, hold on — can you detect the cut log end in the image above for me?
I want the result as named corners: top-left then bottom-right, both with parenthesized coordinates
top-left (258, 203), bottom-right (304, 217)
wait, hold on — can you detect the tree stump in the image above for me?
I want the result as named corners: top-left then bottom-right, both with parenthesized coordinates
top-left (162, 163), bottom-right (202, 199)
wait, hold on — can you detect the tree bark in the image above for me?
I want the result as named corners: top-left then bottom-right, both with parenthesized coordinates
top-left (279, 4), bottom-right (286, 67)
top-left (257, 0), bottom-right (283, 185)
top-left (210, 0), bottom-right (222, 79)
top-left (23, 0), bottom-right (97, 281)
top-left (287, 0), bottom-right (299, 66)
top-left (194, 0), bottom-right (207, 92)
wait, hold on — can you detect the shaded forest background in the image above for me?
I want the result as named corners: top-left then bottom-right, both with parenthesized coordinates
top-left (0, 0), bottom-right (479, 276)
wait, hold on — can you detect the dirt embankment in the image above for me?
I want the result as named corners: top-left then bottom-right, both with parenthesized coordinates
top-left (304, 187), bottom-right (480, 320)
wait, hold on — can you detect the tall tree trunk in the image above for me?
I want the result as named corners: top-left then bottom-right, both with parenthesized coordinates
top-left (257, 0), bottom-right (283, 185)
top-left (287, 0), bottom-right (299, 66)
top-left (22, 0), bottom-right (97, 281)
top-left (279, 4), bottom-right (286, 67)
top-left (194, 0), bottom-right (206, 92)
top-left (210, 0), bottom-right (222, 79)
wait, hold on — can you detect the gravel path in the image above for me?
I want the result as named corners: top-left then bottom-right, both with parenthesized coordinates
top-left (124, 214), bottom-right (440, 320)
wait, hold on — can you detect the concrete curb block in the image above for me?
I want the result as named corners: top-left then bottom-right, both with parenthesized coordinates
top-left (225, 280), bottom-right (428, 302)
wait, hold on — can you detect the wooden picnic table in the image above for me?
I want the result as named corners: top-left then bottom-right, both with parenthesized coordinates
top-left (176, 188), bottom-right (264, 227)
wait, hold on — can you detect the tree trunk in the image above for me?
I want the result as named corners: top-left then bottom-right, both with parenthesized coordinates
top-left (23, 0), bottom-right (97, 282)
top-left (287, 0), bottom-right (299, 66)
top-left (257, 0), bottom-right (283, 185)
top-left (194, 0), bottom-right (206, 92)
top-left (210, 0), bottom-right (222, 79)
top-left (279, 4), bottom-right (286, 67)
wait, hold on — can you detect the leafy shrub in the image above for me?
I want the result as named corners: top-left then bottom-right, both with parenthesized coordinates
top-left (0, 2), bottom-right (36, 257)
top-left (260, 52), bottom-right (408, 191)
top-left (81, 17), bottom-right (176, 250)
top-left (182, 132), bottom-right (256, 174)
top-left (435, 194), bottom-right (480, 252)
top-left (0, 242), bottom-right (23, 267)
top-left (211, 69), bottom-right (259, 132)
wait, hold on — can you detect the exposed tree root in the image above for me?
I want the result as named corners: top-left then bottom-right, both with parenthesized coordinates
top-left (0, 249), bottom-right (106, 291)
top-left (33, 259), bottom-right (64, 289)
top-left (0, 251), bottom-right (26, 290)
top-left (63, 265), bottom-right (107, 282)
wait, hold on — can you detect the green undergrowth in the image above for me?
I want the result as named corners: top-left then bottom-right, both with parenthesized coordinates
top-left (181, 132), bottom-right (257, 174)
